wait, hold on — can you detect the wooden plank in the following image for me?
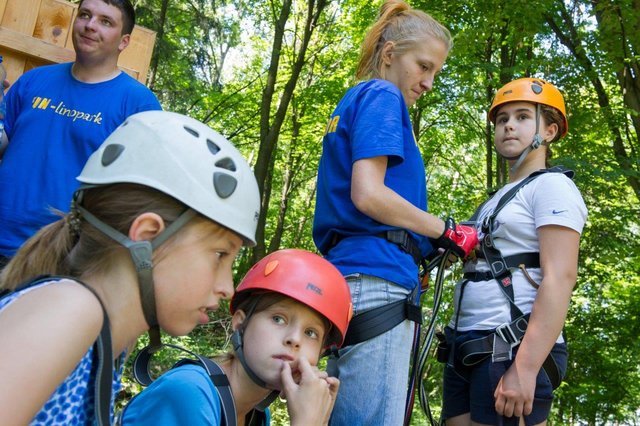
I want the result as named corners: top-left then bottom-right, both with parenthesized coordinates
top-left (0, 26), bottom-right (74, 62)
top-left (0, 26), bottom-right (73, 82)
top-left (33, 0), bottom-right (75, 47)
top-left (1, 0), bottom-right (42, 75)
top-left (0, 0), bottom-right (8, 24)
top-left (118, 25), bottom-right (155, 83)
top-left (64, 3), bottom-right (76, 49)
top-left (0, 47), bottom-right (26, 84)
top-left (1, 0), bottom-right (41, 34)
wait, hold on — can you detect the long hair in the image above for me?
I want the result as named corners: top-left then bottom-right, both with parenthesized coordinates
top-left (0, 183), bottom-right (189, 290)
top-left (356, 0), bottom-right (452, 80)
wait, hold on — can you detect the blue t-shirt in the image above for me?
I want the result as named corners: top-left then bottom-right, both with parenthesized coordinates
top-left (313, 79), bottom-right (433, 289)
top-left (0, 63), bottom-right (161, 256)
top-left (0, 279), bottom-right (125, 425)
top-left (121, 364), bottom-right (270, 426)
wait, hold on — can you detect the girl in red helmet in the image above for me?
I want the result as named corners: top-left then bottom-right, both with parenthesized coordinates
top-left (441, 78), bottom-right (588, 426)
top-left (120, 249), bottom-right (353, 426)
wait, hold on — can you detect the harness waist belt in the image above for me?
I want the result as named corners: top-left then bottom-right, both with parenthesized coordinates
top-left (330, 230), bottom-right (422, 266)
top-left (342, 299), bottom-right (422, 347)
top-left (463, 252), bottom-right (540, 282)
top-left (456, 315), bottom-right (562, 389)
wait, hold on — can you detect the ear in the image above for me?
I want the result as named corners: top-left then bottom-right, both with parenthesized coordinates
top-left (118, 34), bottom-right (131, 52)
top-left (231, 309), bottom-right (247, 331)
top-left (381, 41), bottom-right (396, 66)
top-left (128, 212), bottom-right (166, 242)
top-left (543, 122), bottom-right (559, 142)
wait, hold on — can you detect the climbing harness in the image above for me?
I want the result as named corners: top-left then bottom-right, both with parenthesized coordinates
top-left (432, 167), bottom-right (573, 425)
top-left (453, 168), bottom-right (571, 379)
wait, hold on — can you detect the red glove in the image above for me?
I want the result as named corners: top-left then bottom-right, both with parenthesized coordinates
top-left (434, 217), bottom-right (478, 259)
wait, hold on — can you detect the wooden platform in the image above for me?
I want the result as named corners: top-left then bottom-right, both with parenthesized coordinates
top-left (0, 0), bottom-right (156, 84)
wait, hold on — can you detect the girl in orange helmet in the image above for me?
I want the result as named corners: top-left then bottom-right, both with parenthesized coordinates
top-left (120, 249), bottom-right (353, 426)
top-left (441, 78), bottom-right (588, 426)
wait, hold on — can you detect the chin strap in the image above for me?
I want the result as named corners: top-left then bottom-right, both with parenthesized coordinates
top-left (73, 188), bottom-right (197, 350)
top-left (231, 293), bottom-right (280, 410)
top-left (506, 103), bottom-right (545, 174)
top-left (231, 329), bottom-right (280, 410)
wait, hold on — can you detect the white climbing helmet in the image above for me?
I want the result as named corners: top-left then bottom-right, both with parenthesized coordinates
top-left (77, 110), bottom-right (260, 246)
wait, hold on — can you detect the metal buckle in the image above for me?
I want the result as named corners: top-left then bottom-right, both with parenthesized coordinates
top-left (495, 322), bottom-right (519, 346)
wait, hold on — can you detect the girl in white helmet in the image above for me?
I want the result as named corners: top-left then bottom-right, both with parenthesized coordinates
top-left (120, 249), bottom-right (353, 426)
top-left (441, 78), bottom-right (588, 426)
top-left (0, 111), bottom-right (261, 425)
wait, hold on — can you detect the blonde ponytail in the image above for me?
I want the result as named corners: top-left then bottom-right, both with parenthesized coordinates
top-left (356, 0), bottom-right (452, 80)
top-left (0, 216), bottom-right (75, 290)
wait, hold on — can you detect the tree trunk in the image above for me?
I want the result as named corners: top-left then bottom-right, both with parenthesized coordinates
top-left (546, 1), bottom-right (640, 201)
top-left (252, 0), bottom-right (328, 262)
top-left (148, 0), bottom-right (169, 91)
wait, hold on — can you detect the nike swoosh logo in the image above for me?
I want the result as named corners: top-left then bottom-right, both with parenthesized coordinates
top-left (552, 209), bottom-right (568, 214)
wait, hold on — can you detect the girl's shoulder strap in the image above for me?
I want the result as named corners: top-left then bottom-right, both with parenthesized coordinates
top-left (132, 344), bottom-right (238, 426)
top-left (468, 166), bottom-right (574, 224)
top-left (0, 274), bottom-right (112, 426)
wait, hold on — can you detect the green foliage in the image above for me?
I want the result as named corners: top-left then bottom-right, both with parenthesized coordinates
top-left (119, 0), bottom-right (640, 423)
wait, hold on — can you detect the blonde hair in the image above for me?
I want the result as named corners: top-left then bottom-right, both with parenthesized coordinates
top-left (0, 184), bottom-right (190, 290)
top-left (356, 0), bottom-right (452, 80)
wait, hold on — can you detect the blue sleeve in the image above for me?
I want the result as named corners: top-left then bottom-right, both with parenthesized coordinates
top-left (121, 365), bottom-right (222, 426)
top-left (127, 81), bottom-right (162, 113)
top-left (351, 83), bottom-right (405, 163)
top-left (3, 69), bottom-right (28, 137)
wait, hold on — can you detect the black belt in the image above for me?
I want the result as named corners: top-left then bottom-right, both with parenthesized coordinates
top-left (464, 252), bottom-right (540, 282)
top-left (342, 298), bottom-right (422, 347)
top-left (330, 230), bottom-right (422, 265)
top-left (455, 315), bottom-right (562, 389)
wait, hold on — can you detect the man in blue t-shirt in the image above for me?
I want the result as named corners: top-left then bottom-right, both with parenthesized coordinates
top-left (0, 0), bottom-right (161, 266)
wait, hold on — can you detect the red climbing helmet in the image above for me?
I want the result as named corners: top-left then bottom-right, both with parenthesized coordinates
top-left (231, 249), bottom-right (353, 348)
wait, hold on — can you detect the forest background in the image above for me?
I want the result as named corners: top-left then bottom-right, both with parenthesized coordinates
top-left (116, 0), bottom-right (640, 424)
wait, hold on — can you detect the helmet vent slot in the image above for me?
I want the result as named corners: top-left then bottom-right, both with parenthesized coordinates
top-left (215, 157), bottom-right (236, 172)
top-left (207, 139), bottom-right (221, 155)
top-left (183, 126), bottom-right (199, 138)
top-left (101, 144), bottom-right (125, 166)
top-left (213, 172), bottom-right (238, 199)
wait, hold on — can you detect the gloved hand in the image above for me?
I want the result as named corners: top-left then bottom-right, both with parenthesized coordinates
top-left (433, 217), bottom-right (478, 259)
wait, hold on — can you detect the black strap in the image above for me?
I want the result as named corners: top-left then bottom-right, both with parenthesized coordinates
top-left (472, 167), bottom-right (573, 321)
top-left (469, 166), bottom-right (573, 223)
top-left (174, 358), bottom-right (239, 426)
top-left (132, 343), bottom-right (238, 426)
top-left (0, 275), bottom-right (112, 425)
top-left (376, 230), bottom-right (422, 265)
top-left (449, 167), bottom-right (573, 391)
top-left (329, 229), bottom-right (423, 266)
top-left (455, 315), bottom-right (562, 389)
top-left (463, 252), bottom-right (540, 282)
top-left (342, 298), bottom-right (422, 347)
top-left (93, 301), bottom-right (113, 426)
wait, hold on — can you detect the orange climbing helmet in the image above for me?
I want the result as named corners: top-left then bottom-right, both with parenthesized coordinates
top-left (231, 249), bottom-right (353, 348)
top-left (488, 77), bottom-right (568, 138)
